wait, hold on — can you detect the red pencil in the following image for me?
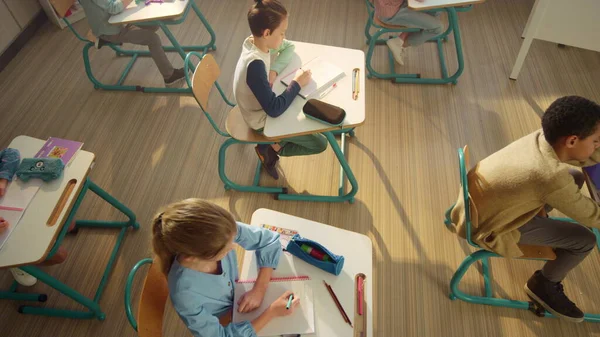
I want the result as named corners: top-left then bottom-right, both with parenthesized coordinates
top-left (323, 280), bottom-right (353, 327)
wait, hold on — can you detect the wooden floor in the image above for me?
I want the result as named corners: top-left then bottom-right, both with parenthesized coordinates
top-left (1, 0), bottom-right (600, 336)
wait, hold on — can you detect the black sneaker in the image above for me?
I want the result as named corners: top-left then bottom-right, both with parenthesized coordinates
top-left (94, 38), bottom-right (121, 49)
top-left (255, 144), bottom-right (279, 180)
top-left (164, 68), bottom-right (186, 87)
top-left (525, 270), bottom-right (584, 323)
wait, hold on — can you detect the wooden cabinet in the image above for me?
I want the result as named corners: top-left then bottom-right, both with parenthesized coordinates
top-left (4, 0), bottom-right (41, 28)
top-left (0, 0), bottom-right (21, 54)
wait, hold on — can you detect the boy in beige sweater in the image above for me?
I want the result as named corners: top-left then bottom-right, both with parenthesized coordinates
top-left (449, 96), bottom-right (600, 323)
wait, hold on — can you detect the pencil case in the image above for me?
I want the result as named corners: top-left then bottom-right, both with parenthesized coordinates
top-left (16, 158), bottom-right (64, 182)
top-left (302, 99), bottom-right (346, 126)
top-left (286, 234), bottom-right (345, 276)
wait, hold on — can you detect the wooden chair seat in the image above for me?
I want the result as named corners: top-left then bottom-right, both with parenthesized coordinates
top-left (373, 16), bottom-right (408, 29)
top-left (518, 244), bottom-right (556, 260)
top-left (225, 107), bottom-right (272, 143)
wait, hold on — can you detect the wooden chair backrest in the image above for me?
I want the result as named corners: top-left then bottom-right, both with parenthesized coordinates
top-left (137, 262), bottom-right (169, 337)
top-left (191, 53), bottom-right (221, 110)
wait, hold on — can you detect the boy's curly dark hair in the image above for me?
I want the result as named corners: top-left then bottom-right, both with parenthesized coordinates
top-left (542, 96), bottom-right (600, 144)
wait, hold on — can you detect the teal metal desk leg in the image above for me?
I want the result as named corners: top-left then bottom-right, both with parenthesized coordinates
top-left (191, 1), bottom-right (216, 51)
top-left (11, 178), bottom-right (138, 320)
top-left (0, 281), bottom-right (46, 302)
top-left (276, 131), bottom-right (358, 203)
top-left (18, 265), bottom-right (104, 320)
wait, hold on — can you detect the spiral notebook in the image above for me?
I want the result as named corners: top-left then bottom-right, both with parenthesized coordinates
top-left (233, 276), bottom-right (315, 336)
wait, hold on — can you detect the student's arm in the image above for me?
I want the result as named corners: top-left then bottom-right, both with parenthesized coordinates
top-left (235, 222), bottom-right (282, 313)
top-left (173, 289), bottom-right (297, 337)
top-left (246, 60), bottom-right (300, 118)
top-left (0, 148), bottom-right (20, 197)
top-left (91, 0), bottom-right (133, 15)
top-left (544, 177), bottom-right (600, 227)
top-left (173, 293), bottom-right (259, 337)
top-left (269, 40), bottom-right (295, 85)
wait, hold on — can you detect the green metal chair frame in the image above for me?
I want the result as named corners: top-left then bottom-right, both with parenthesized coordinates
top-left (444, 147), bottom-right (600, 322)
top-left (364, 0), bottom-right (472, 84)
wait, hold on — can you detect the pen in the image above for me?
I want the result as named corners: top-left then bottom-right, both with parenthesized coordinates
top-left (358, 277), bottom-right (364, 316)
top-left (286, 294), bottom-right (294, 310)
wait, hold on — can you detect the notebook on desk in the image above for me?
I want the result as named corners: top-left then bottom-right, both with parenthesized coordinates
top-left (233, 276), bottom-right (315, 336)
top-left (280, 57), bottom-right (346, 99)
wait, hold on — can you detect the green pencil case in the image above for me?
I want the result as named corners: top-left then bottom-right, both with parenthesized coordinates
top-left (16, 158), bottom-right (64, 182)
top-left (302, 99), bottom-right (346, 126)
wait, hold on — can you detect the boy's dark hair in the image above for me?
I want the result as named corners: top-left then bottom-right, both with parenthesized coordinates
top-left (248, 0), bottom-right (287, 37)
top-left (542, 96), bottom-right (600, 144)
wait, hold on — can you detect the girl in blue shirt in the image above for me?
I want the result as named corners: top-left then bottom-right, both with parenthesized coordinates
top-left (151, 199), bottom-right (299, 337)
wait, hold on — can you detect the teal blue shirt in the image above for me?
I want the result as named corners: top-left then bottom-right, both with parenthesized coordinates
top-left (79, 0), bottom-right (125, 37)
top-left (168, 222), bottom-right (281, 337)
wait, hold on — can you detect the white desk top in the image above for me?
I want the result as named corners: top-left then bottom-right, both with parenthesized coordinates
top-left (0, 136), bottom-right (94, 268)
top-left (109, 0), bottom-right (189, 25)
top-left (408, 0), bottom-right (485, 10)
top-left (241, 209), bottom-right (373, 337)
top-left (264, 41), bottom-right (365, 139)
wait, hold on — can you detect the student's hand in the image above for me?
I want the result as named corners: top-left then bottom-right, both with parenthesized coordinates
top-left (237, 287), bottom-right (266, 313)
top-left (0, 178), bottom-right (7, 197)
top-left (0, 217), bottom-right (9, 233)
top-left (268, 71), bottom-right (278, 87)
top-left (293, 69), bottom-right (312, 88)
top-left (267, 291), bottom-right (300, 317)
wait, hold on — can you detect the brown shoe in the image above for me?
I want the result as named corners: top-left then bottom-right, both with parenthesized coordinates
top-left (255, 144), bottom-right (279, 179)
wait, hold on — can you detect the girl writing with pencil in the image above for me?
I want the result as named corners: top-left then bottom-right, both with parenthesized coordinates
top-left (151, 198), bottom-right (299, 337)
top-left (233, 0), bottom-right (328, 180)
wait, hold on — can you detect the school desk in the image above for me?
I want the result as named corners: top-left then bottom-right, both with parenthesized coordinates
top-left (0, 135), bottom-right (138, 320)
top-left (240, 209), bottom-right (373, 337)
top-left (265, 41), bottom-right (365, 203)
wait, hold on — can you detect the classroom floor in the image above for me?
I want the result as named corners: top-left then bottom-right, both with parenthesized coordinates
top-left (1, 0), bottom-right (600, 336)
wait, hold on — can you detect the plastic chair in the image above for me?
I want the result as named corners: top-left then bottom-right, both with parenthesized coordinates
top-left (49, 0), bottom-right (215, 93)
top-left (444, 146), bottom-right (600, 322)
top-left (184, 52), bottom-right (359, 203)
top-left (364, 0), bottom-right (472, 84)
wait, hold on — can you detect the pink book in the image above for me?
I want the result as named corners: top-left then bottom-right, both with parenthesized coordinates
top-left (35, 137), bottom-right (83, 165)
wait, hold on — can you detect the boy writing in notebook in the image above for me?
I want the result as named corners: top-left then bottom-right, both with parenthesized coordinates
top-left (79, 0), bottom-right (186, 87)
top-left (233, 0), bottom-right (328, 180)
top-left (449, 96), bottom-right (600, 323)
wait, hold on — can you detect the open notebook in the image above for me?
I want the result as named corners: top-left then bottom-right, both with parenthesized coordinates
top-left (0, 179), bottom-right (42, 250)
top-left (280, 57), bottom-right (346, 99)
top-left (233, 276), bottom-right (315, 336)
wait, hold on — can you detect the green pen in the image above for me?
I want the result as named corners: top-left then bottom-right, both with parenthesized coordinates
top-left (286, 294), bottom-right (294, 310)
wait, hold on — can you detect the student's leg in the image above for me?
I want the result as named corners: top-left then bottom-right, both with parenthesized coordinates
top-left (518, 216), bottom-right (595, 321)
top-left (383, 6), bottom-right (444, 47)
top-left (101, 26), bottom-right (175, 79)
top-left (277, 134), bottom-right (328, 157)
top-left (519, 217), bottom-right (595, 282)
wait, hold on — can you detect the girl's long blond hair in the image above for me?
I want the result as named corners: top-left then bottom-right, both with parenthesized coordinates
top-left (151, 198), bottom-right (237, 276)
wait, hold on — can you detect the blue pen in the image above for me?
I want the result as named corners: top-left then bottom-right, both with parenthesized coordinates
top-left (286, 294), bottom-right (294, 310)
